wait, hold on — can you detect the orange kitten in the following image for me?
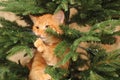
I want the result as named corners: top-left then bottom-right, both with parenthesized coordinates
top-left (29, 11), bottom-right (68, 80)
top-left (29, 10), bottom-right (120, 80)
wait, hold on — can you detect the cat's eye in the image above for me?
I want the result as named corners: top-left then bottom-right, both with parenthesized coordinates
top-left (36, 26), bottom-right (39, 29)
top-left (45, 25), bottom-right (50, 28)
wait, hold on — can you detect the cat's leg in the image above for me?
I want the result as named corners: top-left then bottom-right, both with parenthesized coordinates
top-left (29, 69), bottom-right (51, 80)
top-left (29, 51), bottom-right (51, 80)
top-left (34, 38), bottom-right (45, 52)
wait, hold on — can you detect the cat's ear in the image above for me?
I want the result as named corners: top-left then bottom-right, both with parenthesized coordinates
top-left (52, 10), bottom-right (65, 24)
top-left (29, 15), bottom-right (38, 24)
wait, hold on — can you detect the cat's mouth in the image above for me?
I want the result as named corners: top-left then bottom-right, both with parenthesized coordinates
top-left (38, 36), bottom-right (55, 45)
top-left (38, 36), bottom-right (47, 41)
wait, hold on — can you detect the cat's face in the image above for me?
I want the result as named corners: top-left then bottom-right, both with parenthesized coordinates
top-left (30, 11), bottom-right (64, 42)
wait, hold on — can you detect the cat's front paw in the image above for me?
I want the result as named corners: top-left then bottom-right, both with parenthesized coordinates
top-left (34, 38), bottom-right (45, 52)
top-left (37, 46), bottom-right (45, 53)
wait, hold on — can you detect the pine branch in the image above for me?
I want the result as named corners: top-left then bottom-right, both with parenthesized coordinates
top-left (45, 66), bottom-right (68, 80)
top-left (0, 18), bottom-right (33, 80)
top-left (0, 62), bottom-right (29, 80)
top-left (0, 18), bottom-right (36, 55)
top-left (89, 71), bottom-right (105, 80)
top-left (87, 46), bottom-right (120, 80)
top-left (0, 0), bottom-right (46, 15)
top-left (54, 40), bottom-right (69, 58)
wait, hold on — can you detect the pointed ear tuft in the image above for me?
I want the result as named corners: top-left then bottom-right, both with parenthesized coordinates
top-left (52, 10), bottom-right (65, 24)
top-left (29, 15), bottom-right (38, 24)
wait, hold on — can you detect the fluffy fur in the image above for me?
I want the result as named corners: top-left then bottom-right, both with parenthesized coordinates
top-left (29, 11), bottom-right (67, 80)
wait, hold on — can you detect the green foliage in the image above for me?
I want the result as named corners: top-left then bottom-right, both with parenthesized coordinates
top-left (7, 45), bottom-right (33, 58)
top-left (0, 18), bottom-right (36, 80)
top-left (93, 49), bottom-right (120, 72)
top-left (83, 45), bottom-right (120, 80)
top-left (71, 36), bottom-right (100, 52)
top-left (69, 0), bottom-right (120, 24)
top-left (54, 40), bottom-right (69, 58)
top-left (61, 25), bottom-right (82, 40)
top-left (91, 20), bottom-right (120, 34)
top-left (0, 0), bottom-right (120, 80)
top-left (61, 45), bottom-right (120, 80)
top-left (1, 0), bottom-right (120, 24)
top-left (0, 18), bottom-right (36, 56)
top-left (46, 27), bottom-right (61, 38)
top-left (89, 71), bottom-right (105, 80)
top-left (45, 66), bottom-right (68, 80)
top-left (0, 0), bottom-right (46, 15)
top-left (0, 62), bottom-right (29, 80)
top-left (90, 19), bottom-right (120, 44)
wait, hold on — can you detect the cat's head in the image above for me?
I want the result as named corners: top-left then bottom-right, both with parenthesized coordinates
top-left (30, 11), bottom-right (65, 43)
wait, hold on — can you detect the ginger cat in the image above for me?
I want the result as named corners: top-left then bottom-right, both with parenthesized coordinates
top-left (29, 10), bottom-right (120, 80)
top-left (29, 11), bottom-right (67, 80)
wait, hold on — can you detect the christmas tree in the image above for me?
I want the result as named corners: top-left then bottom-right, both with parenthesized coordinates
top-left (0, 0), bottom-right (120, 80)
